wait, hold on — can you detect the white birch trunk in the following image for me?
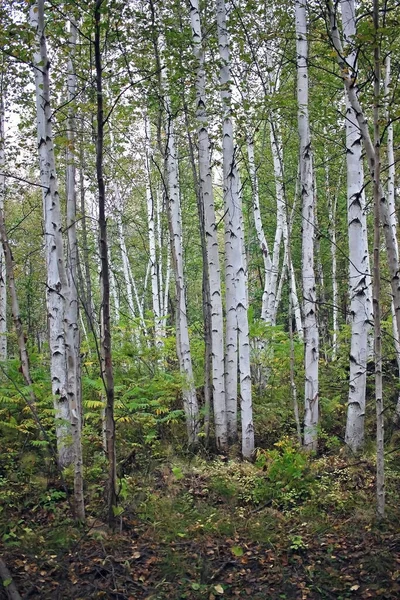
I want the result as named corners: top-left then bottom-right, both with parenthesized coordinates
top-left (31, 1), bottom-right (72, 468)
top-left (66, 16), bottom-right (84, 520)
top-left (296, 0), bottom-right (319, 450)
top-left (190, 0), bottom-right (227, 450)
top-left (384, 55), bottom-right (400, 423)
top-left (160, 35), bottom-right (199, 445)
top-left (267, 124), bottom-right (284, 326)
top-left (326, 159), bottom-right (339, 358)
top-left (116, 209), bottom-right (136, 319)
top-left (0, 92), bottom-right (7, 361)
top-left (144, 117), bottom-right (163, 348)
top-left (246, 134), bottom-right (272, 321)
top-left (216, 0), bottom-right (254, 455)
top-left (108, 249), bottom-right (120, 322)
top-left (340, 0), bottom-right (372, 452)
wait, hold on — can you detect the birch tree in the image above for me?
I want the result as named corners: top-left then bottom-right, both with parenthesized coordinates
top-left (341, 0), bottom-right (372, 453)
top-left (216, 0), bottom-right (254, 456)
top-left (159, 33), bottom-right (200, 446)
top-left (144, 116), bottom-right (163, 348)
top-left (189, 0), bottom-right (227, 450)
top-left (30, 0), bottom-right (84, 519)
top-left (0, 89), bottom-right (6, 362)
top-left (31, 0), bottom-right (72, 467)
top-left (296, 0), bottom-right (319, 450)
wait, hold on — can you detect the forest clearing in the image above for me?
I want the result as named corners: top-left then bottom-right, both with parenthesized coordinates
top-left (1, 0), bottom-right (400, 597)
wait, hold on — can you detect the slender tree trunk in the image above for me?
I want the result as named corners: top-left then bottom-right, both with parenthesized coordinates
top-left (296, 0), bottom-right (319, 451)
top-left (326, 159), bottom-right (339, 358)
top-left (30, 0), bottom-right (72, 468)
top-left (116, 209), bottom-right (136, 319)
top-left (216, 0), bottom-right (254, 456)
top-left (79, 143), bottom-right (95, 328)
top-left (159, 33), bottom-right (200, 445)
top-left (190, 0), bottom-right (227, 450)
top-left (246, 133), bottom-right (272, 321)
top-left (267, 124), bottom-right (284, 326)
top-left (144, 116), bottom-right (163, 349)
top-left (373, 0), bottom-right (384, 517)
top-left (66, 16), bottom-right (84, 521)
top-left (339, 0), bottom-right (372, 453)
top-left (94, 0), bottom-right (117, 526)
top-left (0, 91), bottom-right (7, 361)
top-left (383, 55), bottom-right (400, 425)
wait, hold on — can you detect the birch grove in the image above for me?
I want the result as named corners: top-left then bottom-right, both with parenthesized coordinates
top-left (2, 0), bottom-right (400, 535)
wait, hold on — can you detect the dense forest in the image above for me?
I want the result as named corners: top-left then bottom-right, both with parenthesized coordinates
top-left (0, 0), bottom-right (400, 598)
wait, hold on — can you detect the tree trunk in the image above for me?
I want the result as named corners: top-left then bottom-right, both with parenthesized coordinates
top-left (30, 0), bottom-right (72, 468)
top-left (216, 0), bottom-right (254, 456)
top-left (144, 116), bottom-right (163, 349)
top-left (189, 0), bottom-right (227, 450)
top-left (296, 0), bottom-right (319, 451)
top-left (66, 16), bottom-right (85, 521)
top-left (372, 0), bottom-right (384, 517)
top-left (0, 91), bottom-right (7, 361)
top-left (159, 33), bottom-right (200, 446)
top-left (340, 0), bottom-right (372, 453)
top-left (94, 0), bottom-right (117, 526)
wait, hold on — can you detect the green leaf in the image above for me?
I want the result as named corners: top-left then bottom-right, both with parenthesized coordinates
top-left (3, 578), bottom-right (12, 587)
top-left (231, 545), bottom-right (244, 557)
top-left (172, 466), bottom-right (184, 480)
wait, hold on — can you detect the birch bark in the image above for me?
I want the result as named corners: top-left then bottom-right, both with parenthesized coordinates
top-left (0, 91), bottom-right (6, 361)
top-left (385, 55), bottom-right (400, 424)
top-left (296, 0), bottom-right (319, 450)
top-left (30, 0), bottom-right (72, 468)
top-left (189, 0), bottom-right (227, 450)
top-left (66, 16), bottom-right (84, 520)
top-left (340, 0), bottom-right (372, 452)
top-left (216, 0), bottom-right (254, 455)
top-left (159, 35), bottom-right (199, 445)
top-left (144, 117), bottom-right (163, 348)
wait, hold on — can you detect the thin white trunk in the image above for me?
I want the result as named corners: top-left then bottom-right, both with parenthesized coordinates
top-left (0, 92), bottom-right (7, 361)
top-left (144, 117), bottom-right (163, 348)
top-left (162, 238), bottom-right (171, 333)
top-left (384, 55), bottom-right (400, 424)
top-left (246, 135), bottom-right (272, 320)
top-left (116, 209), bottom-right (136, 319)
top-left (216, 0), bottom-right (254, 455)
top-left (296, 0), bottom-right (319, 451)
top-left (190, 0), bottom-right (227, 450)
top-left (160, 34), bottom-right (199, 445)
top-left (66, 16), bottom-right (84, 520)
top-left (31, 1), bottom-right (72, 468)
top-left (326, 159), bottom-right (339, 357)
top-left (267, 124), bottom-right (285, 326)
top-left (108, 249), bottom-right (120, 322)
top-left (340, 0), bottom-right (372, 453)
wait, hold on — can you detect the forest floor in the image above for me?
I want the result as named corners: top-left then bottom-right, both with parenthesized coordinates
top-left (1, 450), bottom-right (400, 599)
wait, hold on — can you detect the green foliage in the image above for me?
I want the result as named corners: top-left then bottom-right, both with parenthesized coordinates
top-left (255, 438), bottom-right (314, 508)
